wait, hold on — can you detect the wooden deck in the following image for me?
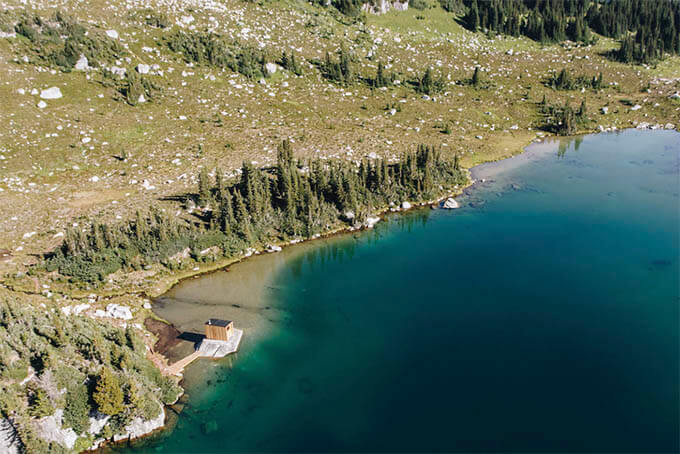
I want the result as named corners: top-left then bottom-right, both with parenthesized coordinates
top-left (165, 328), bottom-right (244, 376)
top-left (166, 350), bottom-right (202, 376)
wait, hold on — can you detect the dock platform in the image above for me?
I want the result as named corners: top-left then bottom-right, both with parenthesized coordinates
top-left (166, 328), bottom-right (243, 376)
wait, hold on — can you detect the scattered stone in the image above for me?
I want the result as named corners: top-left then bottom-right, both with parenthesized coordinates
top-left (37, 100), bottom-right (47, 109)
top-left (137, 63), bottom-right (150, 74)
top-left (106, 30), bottom-right (119, 39)
top-left (401, 201), bottom-right (412, 210)
top-left (630, 104), bottom-right (642, 111)
top-left (601, 106), bottom-right (608, 115)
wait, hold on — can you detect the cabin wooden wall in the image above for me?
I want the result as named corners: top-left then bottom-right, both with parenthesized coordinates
top-left (205, 323), bottom-right (233, 341)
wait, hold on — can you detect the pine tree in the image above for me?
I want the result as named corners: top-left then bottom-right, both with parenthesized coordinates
top-left (472, 66), bottom-right (481, 87)
top-left (198, 167), bottom-right (211, 206)
top-left (93, 367), bottom-right (125, 416)
top-left (28, 386), bottom-right (54, 418)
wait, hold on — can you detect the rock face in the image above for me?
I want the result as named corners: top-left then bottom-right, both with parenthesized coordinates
top-left (40, 87), bottom-right (62, 99)
top-left (441, 198), bottom-right (459, 209)
top-left (112, 409), bottom-right (165, 443)
top-left (35, 410), bottom-right (78, 450)
top-left (362, 0), bottom-right (409, 14)
top-left (0, 419), bottom-right (20, 454)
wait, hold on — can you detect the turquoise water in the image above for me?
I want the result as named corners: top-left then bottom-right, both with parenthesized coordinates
top-left (127, 130), bottom-right (678, 453)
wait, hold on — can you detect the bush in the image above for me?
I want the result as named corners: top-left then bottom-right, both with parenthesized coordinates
top-left (411, 0), bottom-right (429, 10)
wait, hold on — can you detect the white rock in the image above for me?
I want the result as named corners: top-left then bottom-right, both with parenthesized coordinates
top-left (40, 87), bottom-right (62, 99)
top-left (137, 93), bottom-right (146, 103)
top-left (143, 302), bottom-right (152, 309)
top-left (265, 62), bottom-right (278, 75)
top-left (141, 180), bottom-right (156, 190)
top-left (74, 54), bottom-right (89, 71)
top-left (106, 30), bottom-right (119, 39)
top-left (366, 151), bottom-right (379, 160)
top-left (343, 210), bottom-right (355, 221)
top-left (17, 88), bottom-right (25, 95)
top-left (88, 412), bottom-right (111, 436)
top-left (601, 107), bottom-right (608, 114)
top-left (670, 93), bottom-right (680, 100)
top-left (630, 104), bottom-right (642, 111)
top-left (113, 409), bottom-right (165, 443)
top-left (106, 304), bottom-right (133, 320)
top-left (441, 198), bottom-right (459, 209)
top-left (0, 419), bottom-right (20, 454)
top-left (137, 63), bottom-right (150, 74)
top-left (37, 100), bottom-right (47, 109)
top-left (364, 216), bottom-right (381, 229)
top-left (82, 137), bottom-right (91, 144)
top-left (35, 410), bottom-right (78, 450)
top-left (90, 176), bottom-right (99, 182)
top-left (401, 201), bottom-right (412, 210)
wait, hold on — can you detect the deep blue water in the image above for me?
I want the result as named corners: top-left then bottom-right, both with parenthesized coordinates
top-left (127, 130), bottom-right (679, 453)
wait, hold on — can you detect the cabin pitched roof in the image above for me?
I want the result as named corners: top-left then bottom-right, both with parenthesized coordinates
top-left (205, 318), bottom-right (232, 327)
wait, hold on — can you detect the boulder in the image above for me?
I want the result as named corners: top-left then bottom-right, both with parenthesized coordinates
top-left (106, 304), bottom-right (132, 320)
top-left (401, 201), bottom-right (412, 210)
top-left (106, 30), bottom-right (119, 39)
top-left (37, 100), bottom-right (47, 109)
top-left (265, 63), bottom-right (278, 75)
top-left (136, 63), bottom-right (150, 74)
top-left (364, 216), bottom-right (380, 228)
top-left (74, 55), bottom-right (89, 71)
top-left (441, 198), bottom-right (459, 209)
top-left (40, 87), bottom-right (62, 99)
top-left (343, 210), bottom-right (355, 221)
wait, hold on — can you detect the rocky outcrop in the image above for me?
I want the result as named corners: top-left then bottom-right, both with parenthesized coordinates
top-left (35, 410), bottom-right (78, 450)
top-left (361, 0), bottom-right (409, 14)
top-left (0, 419), bottom-right (20, 454)
top-left (112, 409), bottom-right (165, 443)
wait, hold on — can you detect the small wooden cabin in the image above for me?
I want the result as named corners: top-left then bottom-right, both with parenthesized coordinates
top-left (205, 319), bottom-right (234, 341)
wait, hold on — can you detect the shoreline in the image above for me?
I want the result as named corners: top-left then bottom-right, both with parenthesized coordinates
top-left (142, 133), bottom-right (591, 356)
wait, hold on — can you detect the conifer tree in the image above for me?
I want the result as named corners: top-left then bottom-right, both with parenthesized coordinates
top-left (93, 368), bottom-right (124, 416)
